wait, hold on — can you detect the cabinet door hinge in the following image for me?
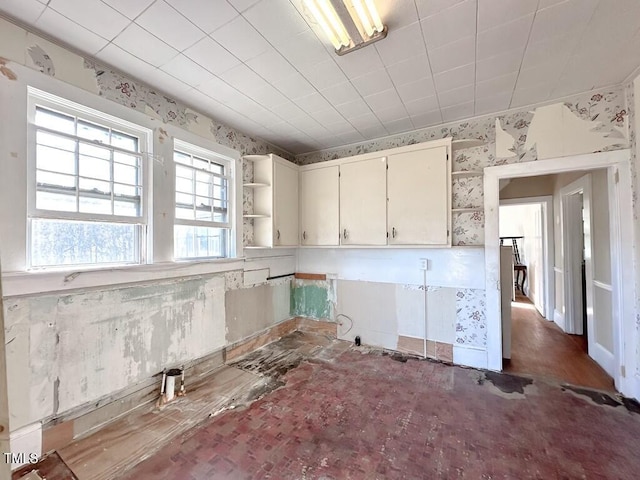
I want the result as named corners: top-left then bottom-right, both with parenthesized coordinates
top-left (615, 169), bottom-right (620, 184)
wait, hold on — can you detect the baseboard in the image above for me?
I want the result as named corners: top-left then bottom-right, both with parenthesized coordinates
top-left (224, 317), bottom-right (299, 361)
top-left (452, 345), bottom-right (488, 369)
top-left (296, 317), bottom-right (337, 336)
top-left (396, 335), bottom-right (453, 363)
top-left (591, 343), bottom-right (615, 378)
top-left (553, 309), bottom-right (565, 330)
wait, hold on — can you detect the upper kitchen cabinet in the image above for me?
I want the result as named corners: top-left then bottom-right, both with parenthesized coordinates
top-left (243, 154), bottom-right (298, 248)
top-left (339, 157), bottom-right (387, 245)
top-left (387, 143), bottom-right (450, 246)
top-left (300, 165), bottom-right (340, 246)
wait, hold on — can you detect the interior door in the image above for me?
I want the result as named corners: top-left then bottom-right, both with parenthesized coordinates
top-left (339, 157), bottom-right (387, 245)
top-left (300, 166), bottom-right (339, 246)
top-left (273, 160), bottom-right (298, 246)
top-left (387, 146), bottom-right (449, 245)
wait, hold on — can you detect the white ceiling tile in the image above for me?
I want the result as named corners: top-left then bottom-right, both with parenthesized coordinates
top-left (113, 23), bottom-right (179, 66)
top-left (375, 104), bottom-right (410, 123)
top-left (522, 30), bottom-right (581, 70)
top-left (160, 54), bottom-right (212, 87)
top-left (102, 0), bottom-right (155, 20)
top-left (404, 95), bottom-right (440, 116)
top-left (428, 35), bottom-right (475, 74)
top-left (135, 1), bottom-right (205, 52)
top-left (313, 107), bottom-right (346, 125)
top-left (150, 69), bottom-right (193, 96)
top-left (475, 92), bottom-right (512, 115)
top-left (385, 116), bottom-right (414, 134)
top-left (572, 0), bottom-right (640, 54)
top-left (396, 77), bottom-right (436, 103)
top-left (421, 0), bottom-right (476, 49)
top-left (337, 131), bottom-right (366, 145)
top-left (198, 76), bottom-right (244, 104)
top-left (294, 92), bottom-right (333, 112)
top-left (515, 61), bottom-right (565, 91)
top-left (410, 109), bottom-right (442, 128)
top-left (349, 112), bottom-right (383, 129)
top-left (273, 30), bottom-right (333, 69)
top-left (386, 54), bottom-right (432, 87)
top-left (335, 98), bottom-right (373, 119)
top-left (538, 0), bottom-right (566, 9)
top-left (334, 46), bottom-right (384, 78)
top-left (477, 14), bottom-right (534, 61)
top-left (244, 0), bottom-right (309, 45)
top-left (320, 82), bottom-right (361, 106)
top-left (227, 0), bottom-right (260, 12)
top-left (325, 120), bottom-right (356, 134)
top-left (351, 69), bottom-right (394, 97)
top-left (36, 8), bottom-right (109, 56)
top-left (184, 36), bottom-right (240, 75)
top-left (438, 84), bottom-right (474, 108)
top-left (528, 0), bottom-right (598, 44)
top-left (95, 43), bottom-right (158, 78)
top-left (433, 63), bottom-right (474, 92)
top-left (274, 72), bottom-right (316, 99)
top-left (245, 49), bottom-right (298, 84)
top-left (0, 0), bottom-right (46, 24)
top-left (511, 83), bottom-right (554, 108)
top-left (271, 100), bottom-right (307, 120)
top-left (477, 0), bottom-right (538, 32)
top-left (167, 0), bottom-right (238, 34)
top-left (299, 59), bottom-right (348, 90)
top-left (49, 0), bottom-right (130, 40)
top-left (375, 21), bottom-right (427, 66)
top-left (415, 0), bottom-right (467, 19)
top-left (290, 114), bottom-right (323, 132)
top-left (377, 0), bottom-right (419, 28)
top-left (248, 83), bottom-right (290, 108)
top-left (476, 49), bottom-right (524, 82)
top-left (364, 89), bottom-right (404, 112)
top-left (476, 72), bottom-right (518, 98)
top-left (211, 15), bottom-right (270, 61)
top-left (441, 101), bottom-right (474, 122)
top-left (359, 124), bottom-right (389, 139)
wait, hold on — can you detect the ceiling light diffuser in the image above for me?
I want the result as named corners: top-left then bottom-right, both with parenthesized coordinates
top-left (304, 0), bottom-right (388, 56)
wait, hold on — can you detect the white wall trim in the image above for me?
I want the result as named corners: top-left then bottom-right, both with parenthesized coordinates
top-left (593, 280), bottom-right (613, 291)
top-left (553, 309), bottom-right (565, 330)
top-left (484, 150), bottom-right (636, 399)
top-left (452, 345), bottom-right (488, 370)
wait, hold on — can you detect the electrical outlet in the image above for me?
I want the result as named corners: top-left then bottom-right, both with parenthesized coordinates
top-left (419, 258), bottom-right (428, 270)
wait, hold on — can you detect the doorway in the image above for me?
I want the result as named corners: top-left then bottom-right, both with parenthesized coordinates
top-left (484, 150), bottom-right (634, 396)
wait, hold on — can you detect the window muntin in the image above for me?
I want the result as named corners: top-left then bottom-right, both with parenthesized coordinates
top-left (28, 91), bottom-right (150, 270)
top-left (173, 143), bottom-right (232, 259)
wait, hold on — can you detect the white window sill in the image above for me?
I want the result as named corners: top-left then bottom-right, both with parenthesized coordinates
top-left (1, 258), bottom-right (245, 297)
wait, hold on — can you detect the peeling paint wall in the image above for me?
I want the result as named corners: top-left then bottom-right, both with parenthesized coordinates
top-left (4, 275), bottom-right (226, 430)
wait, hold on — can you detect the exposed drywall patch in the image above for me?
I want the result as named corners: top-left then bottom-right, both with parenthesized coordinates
top-left (0, 57), bottom-right (17, 80)
top-left (291, 280), bottom-right (333, 320)
top-left (27, 45), bottom-right (54, 76)
top-left (495, 118), bottom-right (516, 157)
top-left (224, 270), bottom-right (243, 291)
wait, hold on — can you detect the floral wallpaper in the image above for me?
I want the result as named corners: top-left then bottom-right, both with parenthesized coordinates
top-left (455, 289), bottom-right (487, 348)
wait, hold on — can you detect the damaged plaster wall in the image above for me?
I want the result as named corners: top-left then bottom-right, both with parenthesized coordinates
top-left (4, 274), bottom-right (226, 431)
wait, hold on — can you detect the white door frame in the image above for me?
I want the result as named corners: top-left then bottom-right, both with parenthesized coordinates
top-left (500, 196), bottom-right (554, 320)
top-left (0, 259), bottom-right (11, 479)
top-left (560, 176), bottom-right (589, 336)
top-left (484, 150), bottom-right (636, 397)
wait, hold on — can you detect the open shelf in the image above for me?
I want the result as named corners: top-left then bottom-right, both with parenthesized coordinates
top-left (451, 139), bottom-right (486, 150)
top-left (243, 182), bottom-right (270, 188)
top-left (452, 170), bottom-right (483, 177)
top-left (242, 154), bottom-right (270, 162)
top-left (243, 214), bottom-right (271, 218)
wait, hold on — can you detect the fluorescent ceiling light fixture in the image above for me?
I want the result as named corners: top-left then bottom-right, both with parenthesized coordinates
top-left (304, 0), bottom-right (388, 55)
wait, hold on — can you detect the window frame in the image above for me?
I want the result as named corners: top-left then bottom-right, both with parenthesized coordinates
top-left (26, 87), bottom-right (153, 269)
top-left (173, 138), bottom-right (235, 260)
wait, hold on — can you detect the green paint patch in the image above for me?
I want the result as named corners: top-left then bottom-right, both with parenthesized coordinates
top-left (291, 283), bottom-right (331, 319)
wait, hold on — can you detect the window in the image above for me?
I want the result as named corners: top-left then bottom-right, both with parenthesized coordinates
top-left (28, 89), bottom-right (150, 268)
top-left (174, 140), bottom-right (232, 259)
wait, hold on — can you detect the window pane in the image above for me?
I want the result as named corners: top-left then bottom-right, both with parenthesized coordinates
top-left (114, 183), bottom-right (139, 198)
top-left (37, 144), bottom-right (76, 175)
top-left (176, 207), bottom-right (193, 220)
top-left (210, 162), bottom-right (224, 175)
top-left (36, 191), bottom-right (76, 212)
top-left (174, 225), bottom-right (226, 259)
top-left (79, 156), bottom-right (111, 180)
top-left (37, 170), bottom-right (76, 190)
top-left (114, 152), bottom-right (140, 168)
top-left (174, 151), bottom-right (191, 166)
top-left (195, 180), bottom-right (211, 197)
top-left (114, 163), bottom-right (138, 185)
top-left (114, 199), bottom-right (140, 217)
top-left (193, 157), bottom-right (208, 171)
top-left (79, 195), bottom-right (112, 215)
top-left (30, 219), bottom-right (140, 267)
top-left (176, 177), bottom-right (192, 194)
top-left (79, 142), bottom-right (111, 160)
top-left (176, 192), bottom-right (194, 208)
top-left (176, 165), bottom-right (193, 180)
top-left (35, 107), bottom-right (75, 134)
top-left (111, 130), bottom-right (138, 152)
top-left (79, 178), bottom-right (111, 196)
top-left (77, 120), bottom-right (110, 144)
top-left (37, 131), bottom-right (76, 151)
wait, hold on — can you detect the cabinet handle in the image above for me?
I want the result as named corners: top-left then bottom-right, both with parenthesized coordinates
top-left (392, 227), bottom-right (397, 238)
top-left (302, 231), bottom-right (306, 240)
top-left (277, 229), bottom-right (280, 240)
top-left (343, 228), bottom-right (348, 240)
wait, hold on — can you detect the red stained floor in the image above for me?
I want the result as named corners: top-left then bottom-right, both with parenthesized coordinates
top-left (119, 335), bottom-right (640, 480)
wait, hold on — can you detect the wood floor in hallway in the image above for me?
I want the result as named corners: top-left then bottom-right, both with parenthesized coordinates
top-left (504, 295), bottom-right (615, 391)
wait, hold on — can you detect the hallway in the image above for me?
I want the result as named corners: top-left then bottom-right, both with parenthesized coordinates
top-left (504, 295), bottom-right (615, 391)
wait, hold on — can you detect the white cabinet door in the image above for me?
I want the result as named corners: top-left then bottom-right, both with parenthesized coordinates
top-left (273, 160), bottom-right (298, 246)
top-left (300, 166), bottom-right (339, 246)
top-left (387, 146), bottom-right (449, 245)
top-left (340, 157), bottom-right (387, 245)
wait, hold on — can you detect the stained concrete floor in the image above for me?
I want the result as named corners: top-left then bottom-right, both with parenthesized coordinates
top-left (16, 331), bottom-right (640, 479)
